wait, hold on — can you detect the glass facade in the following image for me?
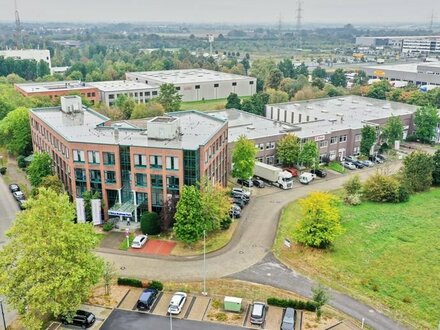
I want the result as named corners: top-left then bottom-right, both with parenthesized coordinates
top-left (183, 150), bottom-right (199, 186)
top-left (119, 146), bottom-right (132, 203)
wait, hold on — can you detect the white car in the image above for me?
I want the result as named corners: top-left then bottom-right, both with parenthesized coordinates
top-left (131, 235), bottom-right (148, 249)
top-left (361, 160), bottom-right (375, 167)
top-left (231, 187), bottom-right (251, 198)
top-left (167, 292), bottom-right (187, 315)
top-left (12, 191), bottom-right (25, 201)
top-left (341, 161), bottom-right (356, 170)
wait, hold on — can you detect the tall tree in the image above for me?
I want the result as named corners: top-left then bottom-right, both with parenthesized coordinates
top-left (0, 107), bottom-right (32, 156)
top-left (157, 83), bottom-right (182, 112)
top-left (414, 105), bottom-right (440, 143)
top-left (27, 152), bottom-right (53, 187)
top-left (160, 195), bottom-right (178, 232)
top-left (265, 69), bottom-right (284, 90)
top-left (278, 58), bottom-right (295, 79)
top-left (360, 125), bottom-right (377, 156)
top-left (0, 188), bottom-right (104, 330)
top-left (200, 177), bottom-right (231, 233)
top-left (276, 134), bottom-right (301, 166)
top-left (402, 151), bottom-right (434, 193)
top-left (330, 68), bottom-right (347, 87)
top-left (299, 141), bottom-right (319, 167)
top-left (293, 192), bottom-right (343, 249)
top-left (232, 135), bottom-right (257, 180)
top-left (366, 80), bottom-right (391, 100)
top-left (115, 94), bottom-right (136, 119)
top-left (37, 175), bottom-right (64, 195)
top-left (311, 67), bottom-right (327, 79)
top-left (267, 88), bottom-right (289, 103)
top-left (249, 58), bottom-right (277, 83)
top-left (295, 63), bottom-right (309, 77)
top-left (381, 116), bottom-right (403, 146)
top-left (353, 70), bottom-right (368, 86)
top-left (225, 93), bottom-right (241, 109)
top-left (130, 101), bottom-right (165, 119)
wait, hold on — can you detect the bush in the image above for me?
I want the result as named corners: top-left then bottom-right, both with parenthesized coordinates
top-left (148, 280), bottom-right (163, 291)
top-left (344, 193), bottom-right (362, 205)
top-left (405, 134), bottom-right (418, 142)
top-left (220, 216), bottom-right (232, 230)
top-left (17, 155), bottom-right (26, 169)
top-left (267, 297), bottom-right (316, 312)
top-left (379, 142), bottom-right (390, 153)
top-left (117, 277), bottom-right (143, 287)
top-left (363, 172), bottom-right (407, 203)
top-left (102, 222), bottom-right (114, 232)
top-left (0, 167), bottom-right (6, 175)
top-left (140, 212), bottom-right (161, 235)
top-left (343, 175), bottom-right (362, 196)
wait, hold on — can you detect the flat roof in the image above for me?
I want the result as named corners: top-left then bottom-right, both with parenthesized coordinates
top-left (87, 80), bottom-right (157, 92)
top-left (30, 106), bottom-right (226, 150)
top-left (270, 95), bottom-right (417, 139)
top-left (208, 109), bottom-right (299, 142)
top-left (127, 69), bottom-right (254, 84)
top-left (15, 80), bottom-right (93, 93)
top-left (365, 61), bottom-right (440, 73)
top-left (357, 35), bottom-right (440, 39)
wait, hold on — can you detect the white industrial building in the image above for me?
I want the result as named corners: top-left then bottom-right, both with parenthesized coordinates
top-left (0, 49), bottom-right (52, 69)
top-left (87, 80), bottom-right (159, 106)
top-left (126, 69), bottom-right (257, 102)
top-left (355, 36), bottom-right (440, 54)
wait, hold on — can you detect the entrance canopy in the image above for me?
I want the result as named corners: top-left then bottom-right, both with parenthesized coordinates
top-left (108, 202), bottom-right (136, 218)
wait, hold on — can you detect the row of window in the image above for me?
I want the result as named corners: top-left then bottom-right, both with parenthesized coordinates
top-left (32, 119), bottom-right (70, 159)
top-left (108, 90), bottom-right (158, 100)
top-left (204, 131), bottom-right (227, 163)
top-left (256, 141), bottom-right (276, 151)
top-left (175, 81), bottom-right (254, 91)
top-left (133, 155), bottom-right (179, 170)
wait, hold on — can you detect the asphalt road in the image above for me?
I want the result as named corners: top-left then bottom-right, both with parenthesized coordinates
top-left (0, 175), bottom-right (20, 327)
top-left (101, 309), bottom-right (249, 330)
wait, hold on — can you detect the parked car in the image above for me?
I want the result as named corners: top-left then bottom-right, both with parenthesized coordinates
top-left (231, 191), bottom-right (250, 203)
top-left (361, 160), bottom-right (375, 167)
top-left (131, 235), bottom-right (148, 249)
top-left (369, 155), bottom-right (384, 164)
top-left (377, 154), bottom-right (387, 161)
top-left (341, 161), bottom-right (356, 170)
top-left (237, 178), bottom-right (253, 187)
top-left (310, 168), bottom-right (327, 178)
top-left (252, 177), bottom-right (265, 188)
top-left (9, 184), bottom-right (20, 193)
top-left (17, 199), bottom-right (26, 210)
top-left (136, 288), bottom-right (158, 310)
top-left (229, 207), bottom-right (241, 218)
top-left (232, 197), bottom-right (245, 209)
top-left (167, 292), bottom-right (187, 315)
top-left (281, 307), bottom-right (296, 330)
top-left (12, 191), bottom-right (25, 201)
top-left (250, 301), bottom-right (267, 325)
top-left (60, 310), bottom-right (96, 329)
top-left (283, 168), bottom-right (298, 177)
top-left (343, 155), bottom-right (357, 162)
top-left (299, 172), bottom-right (316, 185)
top-left (352, 160), bottom-right (365, 169)
top-left (231, 187), bottom-right (251, 198)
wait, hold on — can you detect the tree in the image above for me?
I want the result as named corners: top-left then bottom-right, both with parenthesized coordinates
top-left (363, 172), bottom-right (408, 203)
top-left (0, 107), bottom-right (32, 156)
top-left (115, 94), bottom-right (136, 119)
top-left (366, 80), bottom-right (391, 100)
top-left (200, 177), bottom-right (231, 233)
top-left (330, 69), bottom-right (347, 87)
top-left (295, 63), bottom-right (309, 77)
top-left (174, 185), bottom-right (205, 244)
top-left (402, 151), bottom-right (434, 193)
top-left (157, 83), bottom-right (182, 112)
top-left (0, 188), bottom-right (104, 330)
top-left (276, 134), bottom-right (301, 166)
top-left (414, 105), bottom-right (440, 143)
top-left (225, 93), bottom-right (241, 109)
top-left (312, 67), bottom-right (327, 79)
top-left (432, 150), bottom-right (440, 185)
top-left (312, 285), bottom-right (329, 320)
top-left (381, 116), bottom-right (403, 146)
top-left (267, 88), bottom-right (289, 103)
top-left (343, 175), bottom-right (362, 195)
top-left (278, 58), bottom-right (295, 79)
top-left (360, 125), bottom-right (377, 156)
top-left (160, 195), bottom-right (178, 232)
top-left (38, 175), bottom-right (64, 194)
top-left (27, 152), bottom-right (53, 187)
top-left (249, 58), bottom-right (277, 83)
top-left (293, 192), bottom-right (343, 249)
top-left (231, 135), bottom-right (257, 181)
top-left (130, 101), bottom-right (165, 119)
top-left (265, 69), bottom-right (284, 89)
top-left (353, 70), bottom-right (368, 86)
top-left (299, 141), bottom-right (319, 167)
top-left (140, 212), bottom-right (161, 235)
top-left (102, 261), bottom-right (116, 296)
top-left (311, 78), bottom-right (325, 90)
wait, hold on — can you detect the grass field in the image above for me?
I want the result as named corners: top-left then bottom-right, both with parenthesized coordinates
top-left (180, 96), bottom-right (251, 112)
top-left (274, 188), bottom-right (440, 329)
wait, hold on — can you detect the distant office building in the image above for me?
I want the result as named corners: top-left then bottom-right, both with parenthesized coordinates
top-left (126, 69), bottom-right (257, 102)
top-left (364, 62), bottom-right (440, 87)
top-left (51, 66), bottom-right (70, 75)
top-left (0, 49), bottom-right (52, 69)
top-left (87, 80), bottom-right (159, 106)
top-left (355, 36), bottom-right (440, 54)
top-left (15, 81), bottom-right (100, 104)
top-left (30, 96), bottom-right (228, 222)
top-left (266, 96), bottom-right (417, 161)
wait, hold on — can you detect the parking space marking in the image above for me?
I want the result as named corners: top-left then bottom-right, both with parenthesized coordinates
top-left (151, 292), bottom-right (174, 316)
top-left (149, 291), bottom-right (163, 313)
top-left (178, 295), bottom-right (194, 319)
top-left (117, 288), bottom-right (143, 310)
top-left (186, 296), bottom-right (211, 321)
top-left (264, 306), bottom-right (283, 330)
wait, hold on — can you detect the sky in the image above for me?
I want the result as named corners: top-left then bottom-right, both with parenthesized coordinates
top-left (0, 0), bottom-right (440, 25)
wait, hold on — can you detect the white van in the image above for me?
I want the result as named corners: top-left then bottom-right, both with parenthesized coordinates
top-left (299, 172), bottom-right (316, 185)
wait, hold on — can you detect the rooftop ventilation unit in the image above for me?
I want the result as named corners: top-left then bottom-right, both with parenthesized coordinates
top-left (321, 109), bottom-right (328, 113)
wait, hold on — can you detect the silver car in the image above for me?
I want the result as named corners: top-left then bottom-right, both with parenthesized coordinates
top-left (341, 161), bottom-right (356, 170)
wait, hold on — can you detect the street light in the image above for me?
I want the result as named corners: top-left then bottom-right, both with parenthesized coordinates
top-left (169, 311), bottom-right (173, 330)
top-left (201, 229), bottom-right (207, 296)
top-left (0, 297), bottom-right (6, 330)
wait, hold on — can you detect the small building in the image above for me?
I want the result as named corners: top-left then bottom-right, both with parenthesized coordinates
top-left (126, 69), bottom-right (256, 102)
top-left (87, 80), bottom-right (159, 106)
top-left (355, 36), bottom-right (440, 54)
top-left (0, 49), bottom-right (52, 69)
top-left (224, 296), bottom-right (242, 312)
top-left (15, 81), bottom-right (100, 105)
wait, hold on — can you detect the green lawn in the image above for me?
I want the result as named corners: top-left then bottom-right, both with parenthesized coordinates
top-left (180, 96), bottom-right (251, 112)
top-left (274, 188), bottom-right (440, 329)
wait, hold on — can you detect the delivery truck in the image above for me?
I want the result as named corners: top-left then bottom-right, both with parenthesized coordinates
top-left (253, 162), bottom-right (293, 190)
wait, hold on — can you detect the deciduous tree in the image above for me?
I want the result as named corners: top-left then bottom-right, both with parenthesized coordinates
top-left (225, 93), bottom-right (241, 109)
top-left (232, 135), bottom-right (257, 180)
top-left (299, 141), bottom-right (319, 167)
top-left (27, 152), bottom-right (53, 187)
top-left (381, 116), bottom-right (403, 146)
top-left (402, 151), bottom-right (434, 193)
top-left (360, 125), bottom-right (377, 156)
top-left (0, 107), bottom-right (32, 156)
top-left (157, 83), bottom-right (182, 112)
top-left (276, 134), bottom-right (300, 166)
top-left (130, 101), bottom-right (165, 119)
top-left (414, 105), bottom-right (440, 143)
top-left (330, 69), bottom-right (347, 87)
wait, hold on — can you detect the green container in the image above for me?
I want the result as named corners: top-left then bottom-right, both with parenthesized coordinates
top-left (224, 296), bottom-right (242, 312)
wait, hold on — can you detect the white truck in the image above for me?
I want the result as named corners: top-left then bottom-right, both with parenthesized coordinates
top-left (253, 162), bottom-right (293, 190)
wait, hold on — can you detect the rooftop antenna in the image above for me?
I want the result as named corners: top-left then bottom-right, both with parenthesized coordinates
top-left (295, 0), bottom-right (303, 49)
top-left (14, 0), bottom-right (22, 49)
top-left (207, 34), bottom-right (214, 57)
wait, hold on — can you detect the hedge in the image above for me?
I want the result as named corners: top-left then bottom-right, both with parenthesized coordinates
top-left (148, 280), bottom-right (164, 291)
top-left (117, 277), bottom-right (143, 288)
top-left (267, 297), bottom-right (316, 312)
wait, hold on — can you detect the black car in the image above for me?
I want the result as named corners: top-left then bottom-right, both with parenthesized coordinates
top-left (232, 197), bottom-right (245, 209)
top-left (137, 288), bottom-right (158, 310)
top-left (229, 207), bottom-right (241, 218)
top-left (310, 169), bottom-right (327, 178)
top-left (237, 178), bottom-right (253, 187)
top-left (352, 160), bottom-right (365, 169)
top-left (9, 184), bottom-right (20, 193)
top-left (231, 191), bottom-right (250, 203)
top-left (61, 310), bottom-right (95, 329)
top-left (252, 177), bottom-right (265, 188)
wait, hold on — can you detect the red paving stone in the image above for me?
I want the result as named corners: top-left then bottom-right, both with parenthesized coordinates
top-left (129, 240), bottom-right (176, 256)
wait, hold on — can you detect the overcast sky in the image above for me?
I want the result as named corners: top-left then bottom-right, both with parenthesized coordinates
top-left (1, 0), bottom-right (439, 25)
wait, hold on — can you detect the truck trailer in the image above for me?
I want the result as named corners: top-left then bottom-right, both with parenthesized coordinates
top-left (253, 162), bottom-right (293, 190)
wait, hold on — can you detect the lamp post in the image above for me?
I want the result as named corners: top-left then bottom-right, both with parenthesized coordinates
top-left (0, 298), bottom-right (6, 330)
top-left (201, 229), bottom-right (207, 296)
top-left (169, 311), bottom-right (173, 330)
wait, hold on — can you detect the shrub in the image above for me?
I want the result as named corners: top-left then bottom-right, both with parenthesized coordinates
top-left (405, 134), bottom-right (418, 142)
top-left (148, 280), bottom-right (163, 291)
top-left (140, 212), bottom-right (161, 235)
top-left (0, 167), bottom-right (6, 175)
top-left (343, 175), bottom-right (362, 196)
top-left (363, 172), bottom-right (405, 203)
top-left (344, 193), bottom-right (362, 206)
top-left (102, 222), bottom-right (114, 232)
top-left (267, 297), bottom-right (316, 312)
top-left (220, 216), bottom-right (232, 230)
top-left (17, 155), bottom-right (26, 168)
top-left (215, 313), bottom-right (227, 321)
top-left (117, 277), bottom-right (143, 287)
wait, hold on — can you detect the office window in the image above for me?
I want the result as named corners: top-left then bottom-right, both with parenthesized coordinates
top-left (73, 150), bottom-right (85, 163)
top-left (151, 174), bottom-right (163, 187)
top-left (232, 82), bottom-right (237, 86)
top-left (139, 92), bottom-right (143, 96)
top-left (195, 85), bottom-right (200, 89)
top-left (319, 140), bottom-right (328, 148)
top-left (134, 154), bottom-right (147, 167)
top-left (339, 135), bottom-right (347, 143)
top-left (146, 91), bottom-right (151, 96)
top-left (90, 169), bottom-right (101, 182)
top-left (105, 171), bottom-right (116, 184)
top-left (249, 81), bottom-right (254, 85)
top-left (266, 156), bottom-right (274, 165)
top-left (152, 91), bottom-right (158, 96)
top-left (176, 86), bottom-right (181, 91)
top-left (258, 143), bottom-right (264, 150)
top-left (150, 155), bottom-right (163, 169)
top-left (166, 156), bottom-right (179, 170)
top-left (167, 176), bottom-right (180, 190)
top-left (266, 142), bottom-right (275, 150)
top-left (87, 151), bottom-right (100, 164)
top-left (330, 136), bottom-right (337, 144)
top-left (74, 168), bottom-right (86, 181)
top-left (135, 173), bottom-right (147, 187)
top-left (103, 152), bottom-right (115, 165)
top-left (214, 83), bottom-right (219, 87)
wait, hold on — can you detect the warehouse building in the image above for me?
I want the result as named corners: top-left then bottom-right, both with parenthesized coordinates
top-left (126, 69), bottom-right (257, 102)
top-left (266, 96), bottom-right (417, 161)
top-left (355, 36), bottom-right (440, 54)
top-left (30, 96), bottom-right (228, 223)
top-left (0, 49), bottom-right (52, 69)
